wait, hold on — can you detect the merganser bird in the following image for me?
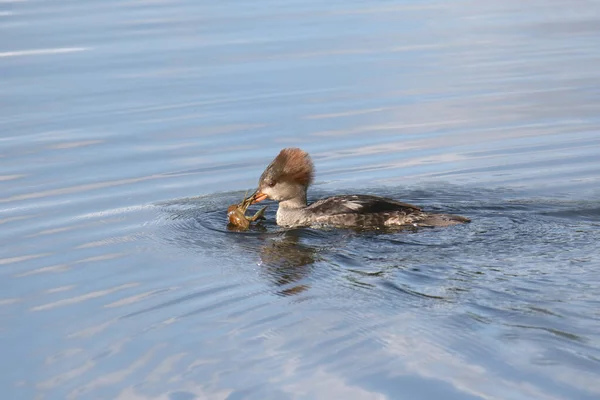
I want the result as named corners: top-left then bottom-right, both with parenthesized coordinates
top-left (251, 148), bottom-right (470, 229)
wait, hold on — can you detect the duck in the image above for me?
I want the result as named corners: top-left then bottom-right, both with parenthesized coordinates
top-left (251, 147), bottom-right (470, 229)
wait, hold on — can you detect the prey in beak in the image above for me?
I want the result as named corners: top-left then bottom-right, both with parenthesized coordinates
top-left (226, 189), bottom-right (267, 230)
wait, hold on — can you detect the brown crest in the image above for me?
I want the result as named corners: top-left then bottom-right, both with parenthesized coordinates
top-left (261, 148), bottom-right (314, 186)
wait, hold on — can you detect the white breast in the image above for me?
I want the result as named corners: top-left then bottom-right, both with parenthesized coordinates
top-left (276, 206), bottom-right (310, 227)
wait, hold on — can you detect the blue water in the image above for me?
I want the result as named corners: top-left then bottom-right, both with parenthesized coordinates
top-left (2, 1), bottom-right (600, 399)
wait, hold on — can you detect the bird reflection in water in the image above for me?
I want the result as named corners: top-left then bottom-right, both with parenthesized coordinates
top-left (158, 200), bottom-right (320, 297)
top-left (255, 230), bottom-right (318, 296)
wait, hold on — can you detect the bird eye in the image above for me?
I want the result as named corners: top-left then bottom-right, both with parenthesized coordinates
top-left (267, 181), bottom-right (276, 187)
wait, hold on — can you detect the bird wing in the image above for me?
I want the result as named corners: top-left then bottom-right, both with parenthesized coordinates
top-left (307, 194), bottom-right (421, 215)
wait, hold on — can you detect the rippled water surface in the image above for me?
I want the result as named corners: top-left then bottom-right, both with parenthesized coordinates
top-left (2, 0), bottom-right (600, 399)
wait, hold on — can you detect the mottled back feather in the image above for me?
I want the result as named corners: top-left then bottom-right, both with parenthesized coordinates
top-left (307, 194), bottom-right (421, 216)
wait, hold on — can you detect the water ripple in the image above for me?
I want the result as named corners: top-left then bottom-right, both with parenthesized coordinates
top-left (2, 0), bottom-right (600, 398)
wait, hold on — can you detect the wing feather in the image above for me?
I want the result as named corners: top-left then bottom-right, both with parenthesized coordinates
top-left (307, 195), bottom-right (421, 216)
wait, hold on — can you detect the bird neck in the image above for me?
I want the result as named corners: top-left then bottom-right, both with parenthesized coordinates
top-left (279, 193), bottom-right (307, 209)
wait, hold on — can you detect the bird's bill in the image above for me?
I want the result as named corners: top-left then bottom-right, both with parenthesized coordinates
top-left (252, 192), bottom-right (269, 204)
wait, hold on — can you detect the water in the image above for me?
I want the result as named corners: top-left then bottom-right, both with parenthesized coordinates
top-left (2, 0), bottom-right (600, 399)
